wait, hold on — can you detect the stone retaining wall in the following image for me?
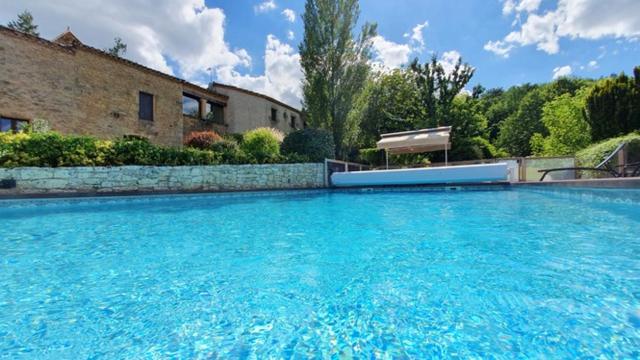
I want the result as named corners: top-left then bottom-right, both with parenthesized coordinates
top-left (0, 163), bottom-right (325, 195)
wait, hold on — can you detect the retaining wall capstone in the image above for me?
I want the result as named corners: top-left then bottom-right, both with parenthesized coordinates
top-left (0, 163), bottom-right (325, 195)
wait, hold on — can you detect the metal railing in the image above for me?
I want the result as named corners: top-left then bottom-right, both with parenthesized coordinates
top-left (324, 159), bottom-right (369, 187)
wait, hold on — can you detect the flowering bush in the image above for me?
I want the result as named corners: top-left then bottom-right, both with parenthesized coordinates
top-left (184, 131), bottom-right (223, 150)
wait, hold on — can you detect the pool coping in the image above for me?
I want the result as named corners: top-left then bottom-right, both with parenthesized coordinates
top-left (0, 178), bottom-right (638, 201)
top-left (514, 177), bottom-right (640, 189)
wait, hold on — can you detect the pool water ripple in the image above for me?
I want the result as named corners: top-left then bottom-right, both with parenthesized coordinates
top-left (0, 188), bottom-right (639, 358)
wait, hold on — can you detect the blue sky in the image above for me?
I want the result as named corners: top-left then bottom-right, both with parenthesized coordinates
top-left (2, 0), bottom-right (639, 107)
top-left (220, 0), bottom-right (639, 89)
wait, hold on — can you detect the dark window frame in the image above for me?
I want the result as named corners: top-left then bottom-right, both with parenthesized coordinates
top-left (0, 116), bottom-right (29, 133)
top-left (205, 101), bottom-right (225, 124)
top-left (138, 91), bottom-right (154, 121)
top-left (270, 108), bottom-right (278, 122)
top-left (290, 115), bottom-right (297, 129)
top-left (182, 92), bottom-right (201, 118)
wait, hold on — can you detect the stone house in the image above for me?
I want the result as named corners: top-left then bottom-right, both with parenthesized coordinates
top-left (0, 26), bottom-right (302, 147)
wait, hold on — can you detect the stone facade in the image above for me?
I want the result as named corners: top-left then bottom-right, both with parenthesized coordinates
top-left (0, 164), bottom-right (325, 195)
top-left (0, 26), bottom-right (301, 147)
top-left (212, 84), bottom-right (303, 134)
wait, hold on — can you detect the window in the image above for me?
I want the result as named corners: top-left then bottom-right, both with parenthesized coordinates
top-left (139, 92), bottom-right (154, 121)
top-left (270, 108), bottom-right (278, 122)
top-left (204, 101), bottom-right (225, 124)
top-left (290, 115), bottom-right (297, 129)
top-left (182, 93), bottom-right (200, 118)
top-left (0, 117), bottom-right (28, 133)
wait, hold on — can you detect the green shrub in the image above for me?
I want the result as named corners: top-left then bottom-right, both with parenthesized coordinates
top-left (107, 137), bottom-right (161, 165)
top-left (240, 128), bottom-right (281, 163)
top-left (358, 148), bottom-right (384, 165)
top-left (223, 133), bottom-right (244, 144)
top-left (156, 147), bottom-right (220, 166)
top-left (281, 128), bottom-right (335, 162)
top-left (0, 132), bottom-right (112, 167)
top-left (184, 131), bottom-right (223, 150)
top-left (473, 136), bottom-right (508, 159)
top-left (576, 132), bottom-right (640, 167)
top-left (0, 130), bottom-right (306, 167)
top-left (259, 127), bottom-right (285, 143)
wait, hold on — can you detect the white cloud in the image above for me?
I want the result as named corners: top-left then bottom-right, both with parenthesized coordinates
top-left (483, 40), bottom-right (515, 58)
top-left (282, 9), bottom-right (295, 23)
top-left (217, 35), bottom-right (303, 107)
top-left (404, 21), bottom-right (429, 50)
top-left (552, 65), bottom-right (572, 79)
top-left (504, 11), bottom-right (561, 54)
top-left (580, 60), bottom-right (598, 70)
top-left (254, 0), bottom-right (277, 13)
top-left (287, 30), bottom-right (295, 40)
top-left (439, 50), bottom-right (469, 75)
top-left (503, 0), bottom-right (542, 14)
top-left (488, 0), bottom-right (640, 57)
top-left (370, 35), bottom-right (413, 70)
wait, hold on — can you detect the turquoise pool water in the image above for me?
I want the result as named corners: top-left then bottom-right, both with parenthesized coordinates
top-left (0, 188), bottom-right (639, 358)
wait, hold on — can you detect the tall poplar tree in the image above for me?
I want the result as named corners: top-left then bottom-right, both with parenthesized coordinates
top-left (299, 0), bottom-right (376, 158)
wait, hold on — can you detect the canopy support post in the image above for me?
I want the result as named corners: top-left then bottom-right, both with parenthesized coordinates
top-left (445, 144), bottom-right (448, 167)
top-left (385, 149), bottom-right (389, 170)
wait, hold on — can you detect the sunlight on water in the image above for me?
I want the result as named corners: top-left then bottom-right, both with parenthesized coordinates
top-left (0, 188), bottom-right (639, 358)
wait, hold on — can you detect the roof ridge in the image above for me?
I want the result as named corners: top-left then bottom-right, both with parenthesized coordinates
top-left (211, 82), bottom-right (300, 112)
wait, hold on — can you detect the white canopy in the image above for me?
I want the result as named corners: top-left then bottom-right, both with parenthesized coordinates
top-left (376, 126), bottom-right (451, 155)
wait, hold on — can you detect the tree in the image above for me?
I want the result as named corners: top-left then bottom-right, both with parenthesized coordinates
top-left (585, 69), bottom-right (640, 141)
top-left (105, 37), bottom-right (127, 57)
top-left (496, 88), bottom-right (549, 156)
top-left (299, 0), bottom-right (377, 158)
top-left (479, 84), bottom-right (536, 144)
top-left (351, 69), bottom-right (423, 148)
top-left (445, 95), bottom-right (491, 160)
top-left (7, 10), bottom-right (39, 36)
top-left (409, 55), bottom-right (474, 128)
top-left (530, 89), bottom-right (591, 156)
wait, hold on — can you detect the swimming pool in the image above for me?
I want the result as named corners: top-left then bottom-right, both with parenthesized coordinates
top-left (1, 187), bottom-right (639, 358)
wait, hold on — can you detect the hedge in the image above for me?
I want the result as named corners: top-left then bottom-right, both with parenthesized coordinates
top-left (281, 128), bottom-right (334, 162)
top-left (0, 131), bottom-right (312, 168)
top-left (576, 132), bottom-right (640, 167)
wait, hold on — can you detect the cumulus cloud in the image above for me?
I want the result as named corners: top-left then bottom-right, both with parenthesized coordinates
top-left (552, 65), bottom-right (572, 79)
top-left (370, 35), bottom-right (413, 70)
top-left (483, 40), bottom-right (515, 58)
top-left (287, 30), bottom-right (295, 40)
top-left (580, 60), bottom-right (598, 70)
top-left (503, 0), bottom-right (542, 14)
top-left (371, 21), bottom-right (431, 71)
top-left (0, 0), bottom-right (306, 107)
top-left (487, 0), bottom-right (640, 57)
top-left (217, 35), bottom-right (303, 107)
top-left (404, 21), bottom-right (429, 49)
top-left (282, 9), bottom-right (295, 22)
top-left (439, 50), bottom-right (471, 75)
top-left (254, 0), bottom-right (276, 13)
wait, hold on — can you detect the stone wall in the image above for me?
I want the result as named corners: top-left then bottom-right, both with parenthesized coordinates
top-left (213, 85), bottom-right (302, 134)
top-left (0, 164), bottom-right (325, 195)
